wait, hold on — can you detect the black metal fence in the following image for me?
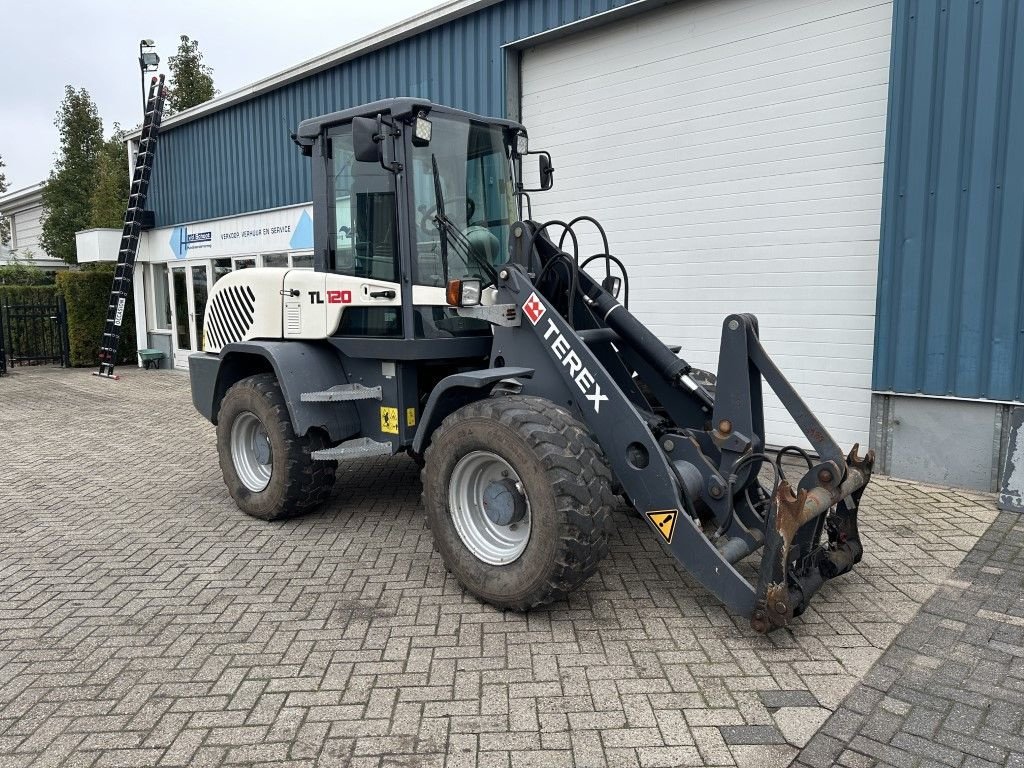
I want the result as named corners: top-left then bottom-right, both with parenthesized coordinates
top-left (0, 298), bottom-right (70, 370)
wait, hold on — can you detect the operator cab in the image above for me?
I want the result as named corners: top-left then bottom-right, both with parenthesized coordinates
top-left (293, 99), bottom-right (548, 344)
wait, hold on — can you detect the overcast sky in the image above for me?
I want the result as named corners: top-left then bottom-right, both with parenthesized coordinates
top-left (0, 0), bottom-right (440, 192)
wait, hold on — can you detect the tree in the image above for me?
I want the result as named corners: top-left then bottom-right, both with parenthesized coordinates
top-left (40, 86), bottom-right (103, 263)
top-left (0, 153), bottom-right (9, 246)
top-left (89, 126), bottom-right (130, 229)
top-left (167, 35), bottom-right (216, 114)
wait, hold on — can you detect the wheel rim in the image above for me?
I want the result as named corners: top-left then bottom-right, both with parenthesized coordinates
top-left (230, 411), bottom-right (273, 493)
top-left (448, 451), bottom-right (531, 565)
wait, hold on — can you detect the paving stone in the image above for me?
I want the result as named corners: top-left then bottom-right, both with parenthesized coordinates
top-left (796, 506), bottom-right (1024, 768)
top-left (0, 367), bottom-right (1003, 767)
top-left (771, 706), bottom-right (832, 747)
top-left (718, 724), bottom-right (787, 745)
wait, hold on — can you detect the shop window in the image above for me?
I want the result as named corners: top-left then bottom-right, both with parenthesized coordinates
top-left (213, 258), bottom-right (232, 283)
top-left (263, 253), bottom-right (289, 268)
top-left (291, 252), bottom-right (314, 269)
top-left (233, 257), bottom-right (256, 270)
top-left (149, 264), bottom-right (171, 330)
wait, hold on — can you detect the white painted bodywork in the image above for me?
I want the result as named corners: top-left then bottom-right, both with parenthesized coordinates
top-left (520, 0), bottom-right (892, 449)
top-left (203, 267), bottom-right (402, 352)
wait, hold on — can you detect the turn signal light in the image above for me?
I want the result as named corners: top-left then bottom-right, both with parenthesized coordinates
top-left (446, 279), bottom-right (462, 306)
top-left (446, 278), bottom-right (482, 307)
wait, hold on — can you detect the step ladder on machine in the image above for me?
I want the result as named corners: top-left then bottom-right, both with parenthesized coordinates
top-left (95, 75), bottom-right (168, 379)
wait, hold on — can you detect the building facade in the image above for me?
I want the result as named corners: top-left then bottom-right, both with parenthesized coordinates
top-left (0, 182), bottom-right (66, 270)
top-left (97, 0), bottom-right (1023, 491)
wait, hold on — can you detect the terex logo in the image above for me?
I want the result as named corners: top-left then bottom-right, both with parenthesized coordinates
top-left (522, 292), bottom-right (546, 325)
top-left (542, 318), bottom-right (610, 413)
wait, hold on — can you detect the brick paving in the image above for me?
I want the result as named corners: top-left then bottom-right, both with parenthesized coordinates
top-left (794, 510), bottom-right (1024, 768)
top-left (0, 366), bottom-right (1003, 767)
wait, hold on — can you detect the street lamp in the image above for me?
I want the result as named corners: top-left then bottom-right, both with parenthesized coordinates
top-left (138, 39), bottom-right (160, 113)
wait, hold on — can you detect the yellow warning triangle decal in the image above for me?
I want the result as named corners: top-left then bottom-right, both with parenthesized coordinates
top-left (645, 510), bottom-right (677, 544)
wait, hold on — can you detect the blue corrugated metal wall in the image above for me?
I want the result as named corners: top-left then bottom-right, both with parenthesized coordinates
top-left (149, 0), bottom-right (637, 227)
top-left (874, 0), bottom-right (1024, 401)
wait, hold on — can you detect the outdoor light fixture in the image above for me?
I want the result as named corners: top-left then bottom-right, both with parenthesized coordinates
top-left (138, 39), bottom-right (160, 114)
top-left (412, 114), bottom-right (432, 147)
top-left (516, 131), bottom-right (529, 156)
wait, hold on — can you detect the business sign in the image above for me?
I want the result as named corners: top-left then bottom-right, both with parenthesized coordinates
top-left (155, 205), bottom-right (314, 260)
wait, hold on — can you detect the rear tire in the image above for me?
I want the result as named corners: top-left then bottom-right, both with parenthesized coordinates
top-left (422, 395), bottom-right (614, 610)
top-left (216, 373), bottom-right (336, 520)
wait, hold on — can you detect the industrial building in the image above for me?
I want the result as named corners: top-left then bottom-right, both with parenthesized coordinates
top-left (79, 0), bottom-right (1024, 491)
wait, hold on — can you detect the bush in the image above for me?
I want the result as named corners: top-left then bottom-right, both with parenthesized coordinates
top-left (0, 285), bottom-right (59, 305)
top-left (0, 259), bottom-right (56, 287)
top-left (56, 265), bottom-right (136, 367)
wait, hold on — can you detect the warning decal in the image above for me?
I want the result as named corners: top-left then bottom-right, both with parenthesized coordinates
top-left (380, 407), bottom-right (399, 435)
top-left (645, 510), bottom-right (676, 544)
top-left (406, 407), bottom-right (417, 427)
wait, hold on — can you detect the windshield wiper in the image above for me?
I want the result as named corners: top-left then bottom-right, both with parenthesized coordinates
top-left (430, 154), bottom-right (499, 284)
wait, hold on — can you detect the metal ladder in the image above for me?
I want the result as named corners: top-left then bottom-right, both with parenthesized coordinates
top-left (95, 75), bottom-right (167, 379)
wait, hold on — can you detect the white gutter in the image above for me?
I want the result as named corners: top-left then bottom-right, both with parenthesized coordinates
top-left (0, 181), bottom-right (46, 210)
top-left (129, 0), bottom-right (503, 138)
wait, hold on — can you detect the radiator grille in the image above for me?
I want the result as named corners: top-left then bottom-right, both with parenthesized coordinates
top-left (205, 285), bottom-right (256, 348)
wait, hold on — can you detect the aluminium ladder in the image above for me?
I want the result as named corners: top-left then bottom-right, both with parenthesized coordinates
top-left (95, 75), bottom-right (167, 379)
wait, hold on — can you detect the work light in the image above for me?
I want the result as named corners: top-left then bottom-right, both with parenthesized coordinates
top-left (516, 131), bottom-right (528, 156)
top-left (412, 115), bottom-right (432, 146)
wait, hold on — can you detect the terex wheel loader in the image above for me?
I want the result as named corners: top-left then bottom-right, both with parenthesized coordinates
top-left (189, 98), bottom-right (874, 633)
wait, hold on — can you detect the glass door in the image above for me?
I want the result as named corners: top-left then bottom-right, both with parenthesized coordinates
top-left (168, 262), bottom-right (211, 368)
top-left (191, 264), bottom-right (209, 352)
top-left (169, 265), bottom-right (191, 368)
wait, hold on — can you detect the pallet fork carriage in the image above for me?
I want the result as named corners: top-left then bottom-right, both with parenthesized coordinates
top-left (95, 76), bottom-right (168, 380)
top-left (188, 99), bottom-right (874, 633)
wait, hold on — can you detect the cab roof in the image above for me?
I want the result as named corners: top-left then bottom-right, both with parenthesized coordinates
top-left (293, 98), bottom-right (524, 151)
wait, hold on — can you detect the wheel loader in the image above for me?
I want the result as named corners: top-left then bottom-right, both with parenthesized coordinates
top-left (189, 98), bottom-right (874, 633)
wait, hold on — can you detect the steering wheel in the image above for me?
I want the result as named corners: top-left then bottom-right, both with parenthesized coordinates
top-left (418, 196), bottom-right (476, 235)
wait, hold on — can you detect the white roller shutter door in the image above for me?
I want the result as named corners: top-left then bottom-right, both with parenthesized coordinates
top-left (520, 0), bottom-right (892, 449)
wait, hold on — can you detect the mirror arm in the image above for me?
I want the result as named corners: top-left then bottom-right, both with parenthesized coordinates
top-left (374, 114), bottom-right (403, 174)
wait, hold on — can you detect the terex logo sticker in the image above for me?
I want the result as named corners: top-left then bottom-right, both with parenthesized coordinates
top-left (542, 318), bottom-right (610, 413)
top-left (522, 292), bottom-right (546, 325)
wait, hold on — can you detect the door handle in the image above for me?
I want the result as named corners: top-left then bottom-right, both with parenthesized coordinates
top-left (370, 290), bottom-right (396, 299)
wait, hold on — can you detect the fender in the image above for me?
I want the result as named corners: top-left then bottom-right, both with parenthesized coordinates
top-left (188, 341), bottom-right (361, 443)
top-left (411, 367), bottom-right (534, 455)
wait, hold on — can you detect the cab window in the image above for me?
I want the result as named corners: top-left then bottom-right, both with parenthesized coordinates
top-left (328, 123), bottom-right (398, 282)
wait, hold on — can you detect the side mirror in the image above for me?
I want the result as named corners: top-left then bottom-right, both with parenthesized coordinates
top-left (352, 116), bottom-right (382, 163)
top-left (519, 151), bottom-right (554, 193)
top-left (538, 153), bottom-right (554, 191)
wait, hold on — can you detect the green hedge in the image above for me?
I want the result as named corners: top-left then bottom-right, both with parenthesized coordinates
top-left (0, 263), bottom-right (56, 287)
top-left (56, 265), bottom-right (137, 367)
top-left (0, 285), bottom-right (60, 305)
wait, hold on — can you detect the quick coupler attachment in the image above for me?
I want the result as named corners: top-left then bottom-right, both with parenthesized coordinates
top-left (750, 445), bottom-right (874, 634)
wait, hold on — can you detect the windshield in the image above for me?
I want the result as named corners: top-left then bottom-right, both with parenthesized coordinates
top-left (410, 115), bottom-right (517, 287)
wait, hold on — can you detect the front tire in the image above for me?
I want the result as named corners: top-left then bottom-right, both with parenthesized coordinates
top-left (216, 373), bottom-right (336, 520)
top-left (422, 395), bottom-right (614, 610)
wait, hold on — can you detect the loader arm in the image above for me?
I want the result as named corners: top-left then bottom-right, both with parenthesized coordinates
top-left (484, 248), bottom-right (873, 633)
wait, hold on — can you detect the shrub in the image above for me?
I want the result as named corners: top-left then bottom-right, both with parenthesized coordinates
top-left (56, 265), bottom-right (136, 367)
top-left (0, 260), bottom-right (55, 286)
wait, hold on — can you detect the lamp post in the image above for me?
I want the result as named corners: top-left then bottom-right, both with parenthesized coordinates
top-left (138, 39), bottom-right (160, 114)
